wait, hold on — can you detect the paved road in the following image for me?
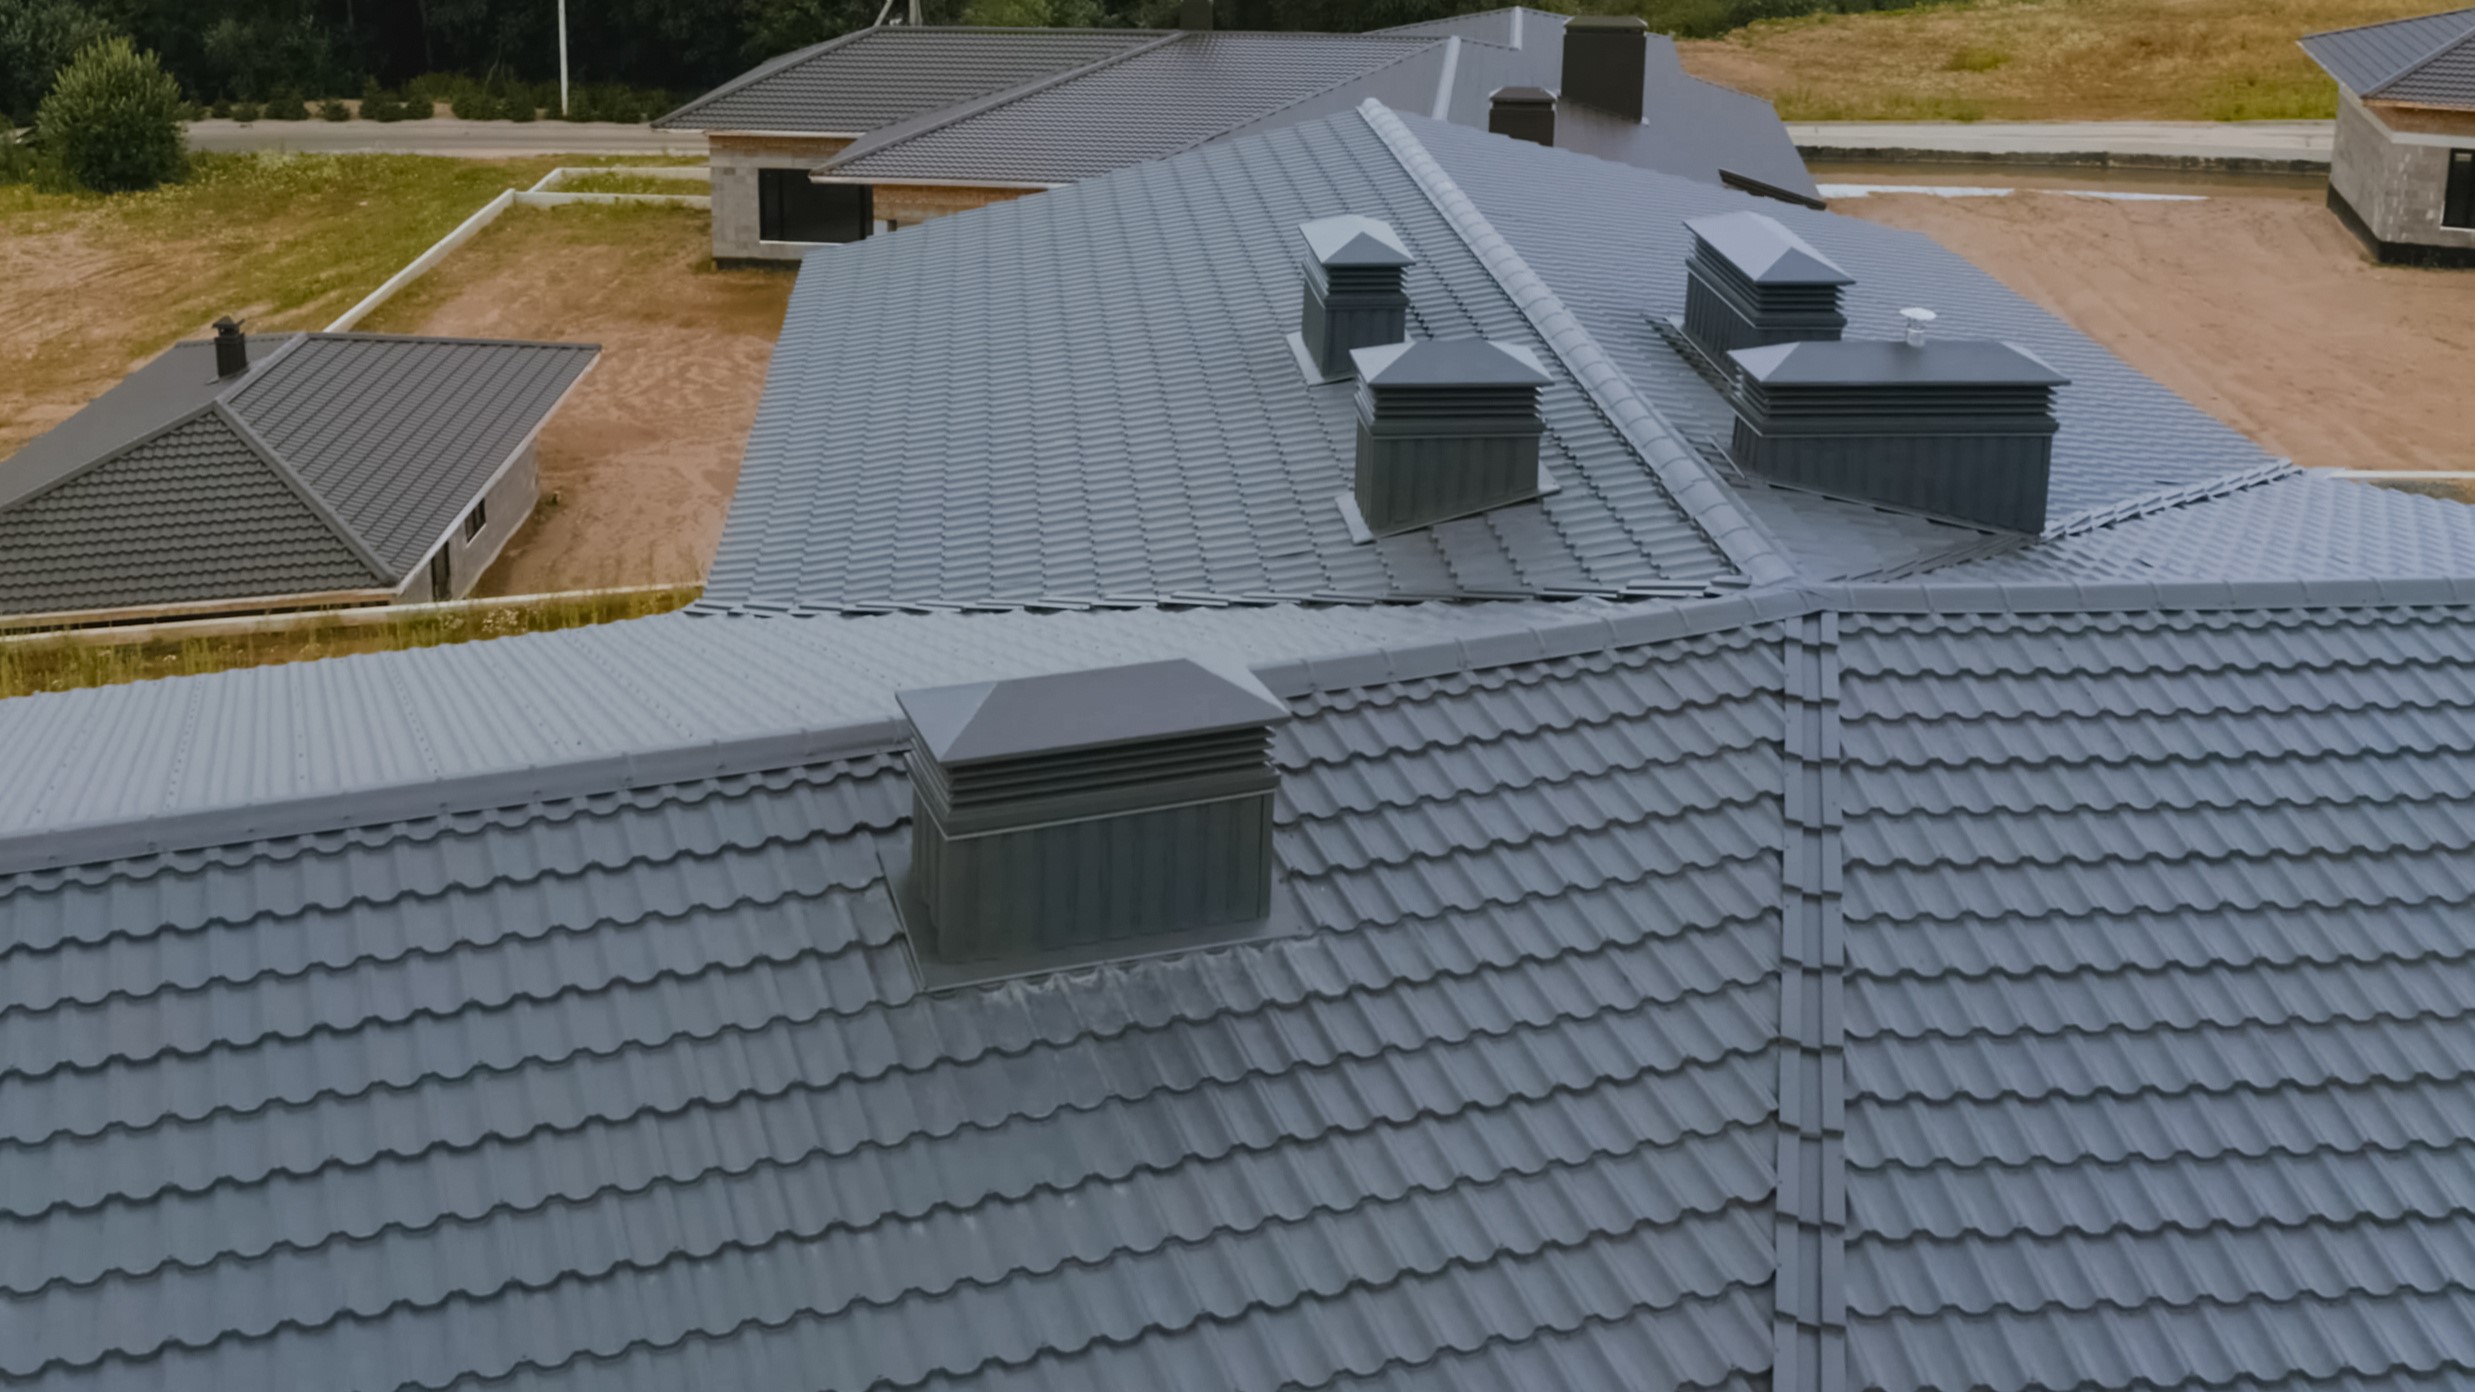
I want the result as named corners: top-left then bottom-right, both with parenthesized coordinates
top-left (188, 117), bottom-right (706, 159)
top-left (1788, 119), bottom-right (2333, 171)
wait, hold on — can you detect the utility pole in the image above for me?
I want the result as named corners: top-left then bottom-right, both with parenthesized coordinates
top-left (557, 0), bottom-right (570, 116)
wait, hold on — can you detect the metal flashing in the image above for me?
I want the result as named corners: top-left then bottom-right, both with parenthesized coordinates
top-left (1356, 99), bottom-right (1798, 587)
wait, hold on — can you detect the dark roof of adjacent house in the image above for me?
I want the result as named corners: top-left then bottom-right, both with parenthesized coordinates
top-left (0, 333), bottom-right (598, 615)
top-left (8, 98), bottom-right (2475, 1392)
top-left (2301, 6), bottom-right (2475, 107)
top-left (823, 31), bottom-right (1441, 185)
top-left (653, 24), bottom-right (1162, 134)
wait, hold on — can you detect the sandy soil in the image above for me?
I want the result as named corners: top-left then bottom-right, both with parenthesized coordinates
top-left (360, 205), bottom-right (792, 595)
top-left (1836, 182), bottom-right (2475, 473)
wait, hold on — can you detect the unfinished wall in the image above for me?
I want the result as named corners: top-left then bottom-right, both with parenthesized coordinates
top-left (398, 444), bottom-right (541, 604)
top-left (868, 182), bottom-right (1037, 229)
top-left (2333, 92), bottom-right (2475, 262)
top-left (708, 133), bottom-right (856, 265)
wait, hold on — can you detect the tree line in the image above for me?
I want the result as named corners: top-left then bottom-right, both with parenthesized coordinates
top-left (5, 0), bottom-right (1920, 125)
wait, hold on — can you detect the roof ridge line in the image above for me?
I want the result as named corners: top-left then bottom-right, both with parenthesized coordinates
top-left (1143, 32), bottom-right (1458, 168)
top-left (1817, 575), bottom-right (2475, 616)
top-left (822, 29), bottom-right (1188, 171)
top-left (304, 331), bottom-right (601, 353)
top-left (1354, 100), bottom-right (1800, 589)
top-left (206, 401), bottom-right (394, 586)
top-left (2367, 12), bottom-right (2475, 95)
top-left (2299, 4), bottom-right (2475, 43)
top-left (0, 717), bottom-right (908, 879)
top-left (1250, 587), bottom-right (1823, 698)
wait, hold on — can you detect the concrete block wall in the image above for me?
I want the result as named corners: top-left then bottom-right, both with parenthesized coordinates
top-left (871, 183), bottom-right (1036, 229)
top-left (708, 133), bottom-right (855, 264)
top-left (2334, 92), bottom-right (2475, 258)
top-left (397, 444), bottom-right (541, 604)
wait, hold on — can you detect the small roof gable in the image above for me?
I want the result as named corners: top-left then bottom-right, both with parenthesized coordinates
top-left (1686, 210), bottom-right (1853, 285)
top-left (1354, 337), bottom-right (1551, 386)
top-left (1298, 213), bottom-right (1416, 267)
top-left (2299, 6), bottom-right (2475, 101)
top-left (900, 657), bottom-right (1287, 765)
top-left (1731, 338), bottom-right (2068, 387)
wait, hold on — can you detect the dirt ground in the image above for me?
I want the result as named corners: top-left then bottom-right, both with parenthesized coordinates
top-left (1833, 177), bottom-right (2475, 474)
top-left (359, 204), bottom-right (793, 595)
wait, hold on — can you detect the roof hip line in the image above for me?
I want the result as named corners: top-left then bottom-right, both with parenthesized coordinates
top-left (1353, 99), bottom-right (1799, 589)
top-left (822, 30), bottom-right (1188, 172)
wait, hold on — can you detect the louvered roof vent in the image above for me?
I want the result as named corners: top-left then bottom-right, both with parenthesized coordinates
top-left (1489, 85), bottom-right (1557, 147)
top-left (1682, 211), bottom-right (1853, 363)
top-left (1343, 338), bottom-right (1552, 539)
top-left (1295, 215), bottom-right (1415, 382)
top-left (1726, 336), bottom-right (2070, 533)
top-left (896, 658), bottom-right (1293, 984)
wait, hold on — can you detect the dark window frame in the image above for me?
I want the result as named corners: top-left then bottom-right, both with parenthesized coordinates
top-left (462, 498), bottom-right (487, 541)
top-left (428, 546), bottom-right (452, 600)
top-left (758, 168), bottom-right (873, 245)
top-left (2446, 149), bottom-right (2475, 232)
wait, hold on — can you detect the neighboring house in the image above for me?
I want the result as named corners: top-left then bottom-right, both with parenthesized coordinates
top-left (658, 4), bottom-right (1817, 264)
top-left (2302, 6), bottom-right (2475, 265)
top-left (8, 102), bottom-right (2475, 1392)
top-left (0, 323), bottom-right (597, 626)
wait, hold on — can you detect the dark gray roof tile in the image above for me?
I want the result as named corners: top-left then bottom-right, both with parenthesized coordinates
top-left (2300, 7), bottom-right (2475, 99)
top-left (657, 25), bottom-right (1161, 135)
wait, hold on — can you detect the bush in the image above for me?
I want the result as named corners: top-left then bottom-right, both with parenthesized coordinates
top-left (448, 87), bottom-right (492, 119)
top-left (397, 91), bottom-right (432, 119)
top-left (34, 35), bottom-right (185, 192)
top-left (208, 97), bottom-right (229, 118)
top-left (225, 99), bottom-right (258, 122)
top-left (263, 88), bottom-right (307, 119)
top-left (504, 91), bottom-right (536, 121)
top-left (360, 79), bottom-right (400, 121)
top-left (318, 97), bottom-right (349, 121)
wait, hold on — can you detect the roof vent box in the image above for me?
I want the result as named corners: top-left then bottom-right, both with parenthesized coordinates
top-left (1296, 215), bottom-right (1416, 381)
top-left (1562, 14), bottom-right (1647, 123)
top-left (1488, 86), bottom-right (1556, 147)
top-left (897, 659), bottom-right (1291, 971)
top-left (1682, 212), bottom-right (1852, 362)
top-left (1349, 339), bottom-right (1552, 538)
top-left (1726, 337), bottom-right (2069, 534)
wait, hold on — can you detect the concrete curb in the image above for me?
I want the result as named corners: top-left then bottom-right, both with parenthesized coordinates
top-left (1797, 143), bottom-right (2329, 175)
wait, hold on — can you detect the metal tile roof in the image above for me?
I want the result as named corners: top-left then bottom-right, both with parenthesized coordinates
top-left (0, 334), bottom-right (596, 608)
top-left (824, 32), bottom-right (1442, 185)
top-left (709, 107), bottom-right (1752, 614)
top-left (223, 334), bottom-right (599, 574)
top-left (0, 410), bottom-right (382, 614)
top-left (655, 25), bottom-right (1162, 134)
top-left (0, 607), bottom-right (1793, 1392)
top-left (2379, 29), bottom-right (2475, 107)
top-left (1835, 598), bottom-right (2475, 1391)
top-left (2300, 6), bottom-right (2475, 102)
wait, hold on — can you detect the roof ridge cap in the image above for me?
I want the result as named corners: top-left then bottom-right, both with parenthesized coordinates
top-left (1354, 100), bottom-right (1798, 589)
top-left (0, 714), bottom-right (909, 877)
top-left (2368, 13), bottom-right (2475, 95)
top-left (2301, 4), bottom-right (2475, 44)
top-left (1818, 575), bottom-right (2475, 617)
top-left (205, 400), bottom-right (395, 585)
top-left (1141, 33), bottom-right (1457, 167)
top-left (824, 30), bottom-right (1187, 170)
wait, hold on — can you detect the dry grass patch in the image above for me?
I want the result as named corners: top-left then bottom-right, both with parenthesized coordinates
top-left (0, 587), bottom-right (698, 700)
top-left (1679, 0), bottom-right (2448, 122)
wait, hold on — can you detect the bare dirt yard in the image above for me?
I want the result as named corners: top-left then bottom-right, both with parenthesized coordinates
top-left (341, 203), bottom-right (790, 595)
top-left (1833, 176), bottom-right (2475, 476)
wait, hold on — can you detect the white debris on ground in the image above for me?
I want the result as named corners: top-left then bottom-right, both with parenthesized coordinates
top-left (1820, 183), bottom-right (2208, 203)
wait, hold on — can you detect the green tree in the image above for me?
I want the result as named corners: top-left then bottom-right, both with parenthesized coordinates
top-left (35, 34), bottom-right (185, 191)
top-left (1, 0), bottom-right (114, 123)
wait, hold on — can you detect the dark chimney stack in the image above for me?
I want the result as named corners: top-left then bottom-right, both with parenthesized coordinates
top-left (1488, 86), bottom-right (1556, 147)
top-left (212, 317), bottom-right (249, 379)
top-left (1562, 15), bottom-right (1647, 123)
top-left (1180, 0), bottom-right (1214, 31)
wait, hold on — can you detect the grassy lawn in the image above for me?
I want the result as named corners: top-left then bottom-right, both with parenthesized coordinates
top-left (0, 586), bottom-right (699, 701)
top-left (1678, 0), bottom-right (2448, 122)
top-left (549, 170), bottom-right (709, 195)
top-left (0, 151), bottom-right (675, 459)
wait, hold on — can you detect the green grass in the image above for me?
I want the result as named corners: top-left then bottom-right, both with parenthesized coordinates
top-left (551, 170), bottom-right (707, 196)
top-left (1944, 46), bottom-right (2011, 73)
top-left (0, 586), bottom-right (700, 700)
